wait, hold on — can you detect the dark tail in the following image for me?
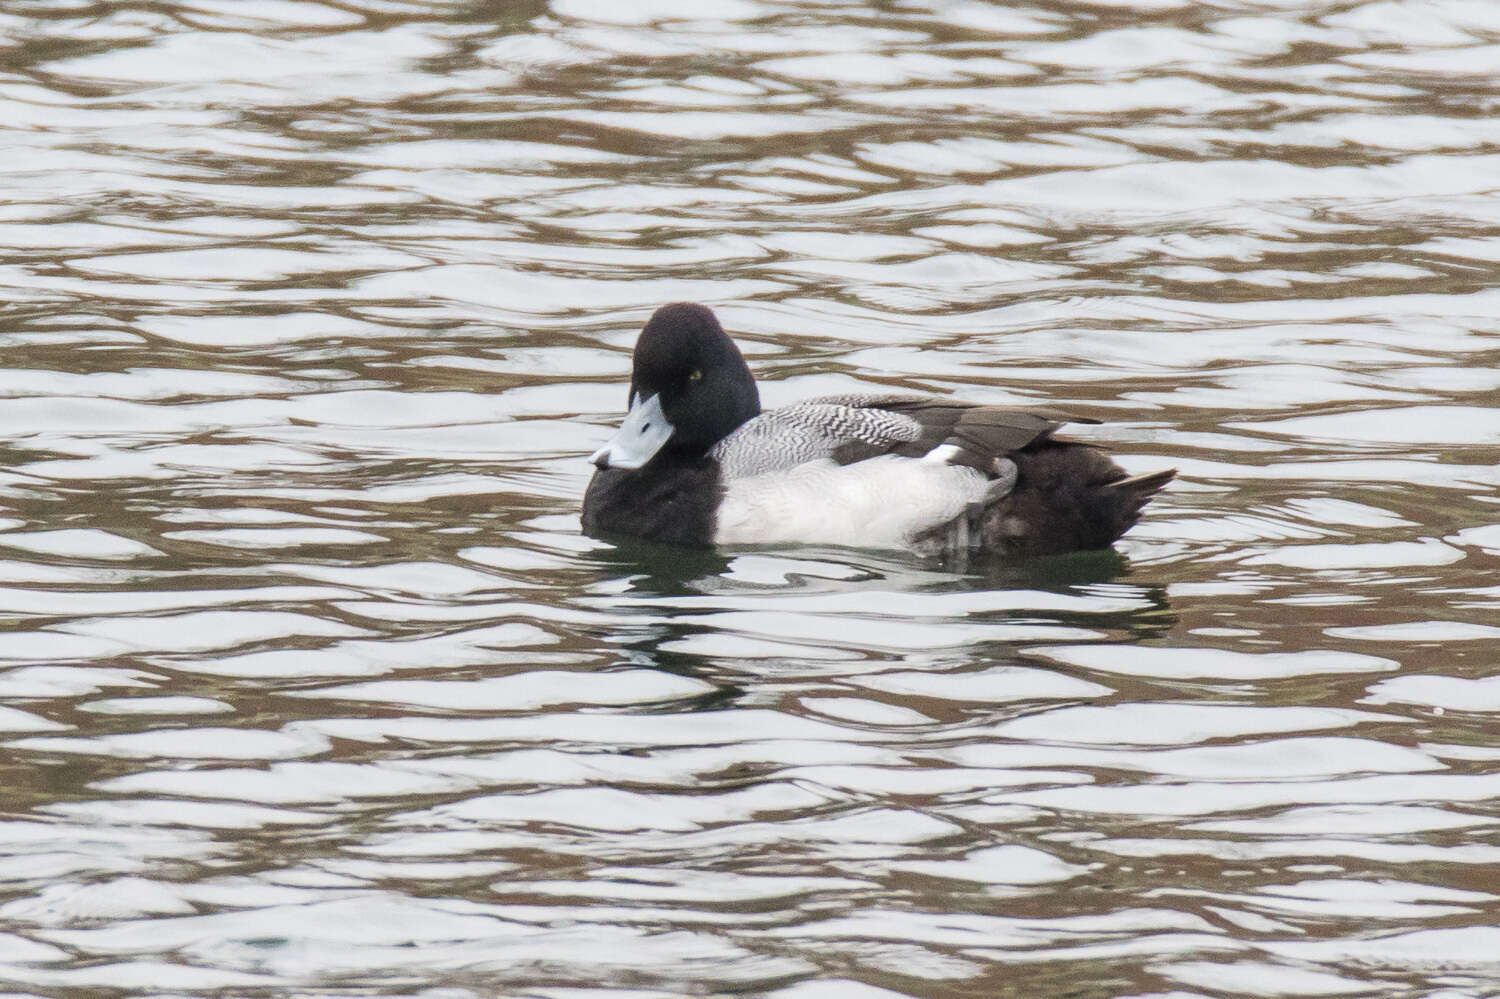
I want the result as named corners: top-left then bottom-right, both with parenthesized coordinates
top-left (979, 442), bottom-right (1174, 557)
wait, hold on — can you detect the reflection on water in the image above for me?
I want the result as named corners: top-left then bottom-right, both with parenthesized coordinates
top-left (2, 0), bottom-right (1500, 995)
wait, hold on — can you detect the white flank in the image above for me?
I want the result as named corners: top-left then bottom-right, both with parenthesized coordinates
top-left (924, 443), bottom-right (963, 464)
top-left (714, 456), bottom-right (988, 549)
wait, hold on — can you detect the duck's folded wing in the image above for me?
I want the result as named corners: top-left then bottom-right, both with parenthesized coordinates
top-left (714, 393), bottom-right (1100, 479)
top-left (808, 393), bottom-right (1099, 470)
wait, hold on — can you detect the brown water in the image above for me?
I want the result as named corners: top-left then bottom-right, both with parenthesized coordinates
top-left (2, 2), bottom-right (1499, 996)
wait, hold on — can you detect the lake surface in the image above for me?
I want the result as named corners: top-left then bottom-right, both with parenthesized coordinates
top-left (2, 1), bottom-right (1499, 996)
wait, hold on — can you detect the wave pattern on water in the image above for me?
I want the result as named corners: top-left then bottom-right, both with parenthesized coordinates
top-left (1, 0), bottom-right (1499, 996)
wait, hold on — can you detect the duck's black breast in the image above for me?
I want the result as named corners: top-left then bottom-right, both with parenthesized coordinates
top-left (581, 459), bottom-right (722, 547)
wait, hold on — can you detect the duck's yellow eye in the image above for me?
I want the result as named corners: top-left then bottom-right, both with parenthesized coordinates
top-left (688, 369), bottom-right (703, 382)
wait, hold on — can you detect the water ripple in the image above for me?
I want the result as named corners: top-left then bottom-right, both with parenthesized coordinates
top-left (1, 0), bottom-right (1499, 995)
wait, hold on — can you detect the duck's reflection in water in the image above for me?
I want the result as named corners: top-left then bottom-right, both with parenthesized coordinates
top-left (577, 539), bottom-right (1175, 701)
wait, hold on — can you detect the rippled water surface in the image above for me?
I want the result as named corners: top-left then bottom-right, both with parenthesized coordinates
top-left (2, 1), bottom-right (1500, 996)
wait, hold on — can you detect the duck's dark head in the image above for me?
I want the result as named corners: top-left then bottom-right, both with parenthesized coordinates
top-left (591, 303), bottom-right (761, 471)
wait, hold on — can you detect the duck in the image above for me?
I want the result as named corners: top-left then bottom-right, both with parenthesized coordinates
top-left (582, 302), bottom-right (1174, 559)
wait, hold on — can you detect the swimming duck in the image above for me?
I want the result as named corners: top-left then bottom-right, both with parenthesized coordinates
top-left (582, 303), bottom-right (1173, 559)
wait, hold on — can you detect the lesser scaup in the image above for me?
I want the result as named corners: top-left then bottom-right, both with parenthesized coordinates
top-left (582, 303), bottom-right (1174, 558)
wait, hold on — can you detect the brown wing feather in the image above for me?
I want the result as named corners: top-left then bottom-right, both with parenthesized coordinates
top-left (783, 393), bottom-right (1105, 476)
top-left (831, 398), bottom-right (1100, 470)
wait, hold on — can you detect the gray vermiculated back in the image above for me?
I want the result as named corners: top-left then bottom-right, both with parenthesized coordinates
top-left (712, 402), bottom-right (922, 478)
